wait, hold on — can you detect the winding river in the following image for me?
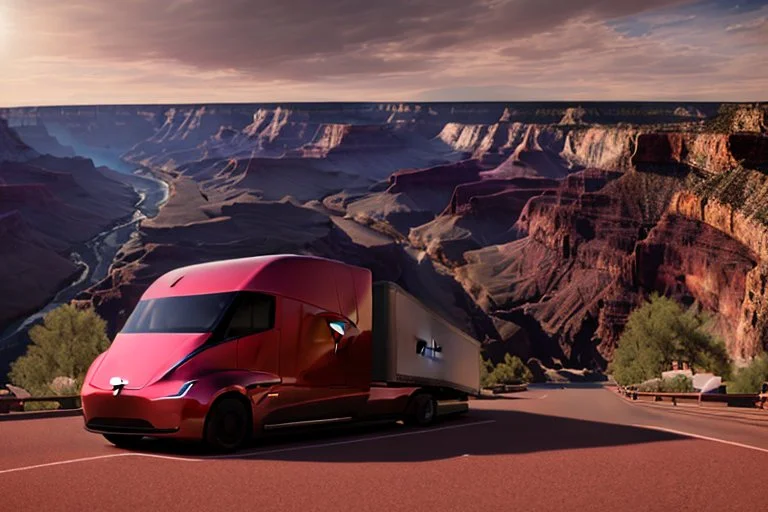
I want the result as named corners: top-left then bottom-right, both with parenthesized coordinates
top-left (0, 165), bottom-right (169, 355)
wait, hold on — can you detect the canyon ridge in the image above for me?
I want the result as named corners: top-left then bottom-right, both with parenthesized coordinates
top-left (0, 102), bottom-right (766, 379)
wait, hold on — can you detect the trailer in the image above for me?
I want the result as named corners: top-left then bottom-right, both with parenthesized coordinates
top-left (372, 282), bottom-right (481, 397)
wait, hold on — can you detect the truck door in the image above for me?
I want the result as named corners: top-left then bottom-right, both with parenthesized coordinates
top-left (333, 266), bottom-right (371, 394)
top-left (226, 292), bottom-right (280, 375)
top-left (261, 301), bottom-right (366, 426)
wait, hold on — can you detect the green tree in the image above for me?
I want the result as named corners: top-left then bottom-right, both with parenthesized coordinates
top-left (609, 294), bottom-right (732, 386)
top-left (481, 353), bottom-right (533, 387)
top-left (8, 304), bottom-right (110, 395)
top-left (728, 354), bottom-right (768, 394)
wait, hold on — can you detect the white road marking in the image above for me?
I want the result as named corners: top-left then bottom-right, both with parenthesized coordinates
top-left (0, 452), bottom-right (200, 475)
top-left (0, 419), bottom-right (497, 474)
top-left (632, 424), bottom-right (768, 454)
top-left (210, 419), bottom-right (497, 459)
top-left (538, 394), bottom-right (549, 400)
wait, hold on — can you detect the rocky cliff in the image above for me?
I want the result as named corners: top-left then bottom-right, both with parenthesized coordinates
top-left (2, 102), bottom-right (767, 374)
top-left (0, 118), bottom-right (139, 330)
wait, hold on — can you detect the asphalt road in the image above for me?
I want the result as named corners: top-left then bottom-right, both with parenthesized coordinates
top-left (1, 384), bottom-right (765, 512)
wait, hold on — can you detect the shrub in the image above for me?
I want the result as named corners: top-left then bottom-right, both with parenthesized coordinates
top-left (661, 374), bottom-right (695, 393)
top-left (728, 354), bottom-right (768, 394)
top-left (8, 304), bottom-right (110, 396)
top-left (481, 353), bottom-right (533, 387)
top-left (635, 375), bottom-right (694, 393)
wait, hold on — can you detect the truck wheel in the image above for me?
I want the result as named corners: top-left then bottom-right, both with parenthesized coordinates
top-left (103, 434), bottom-right (144, 449)
top-left (204, 397), bottom-right (251, 453)
top-left (406, 394), bottom-right (437, 426)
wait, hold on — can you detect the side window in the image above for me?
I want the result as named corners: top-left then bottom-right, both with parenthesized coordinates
top-left (252, 294), bottom-right (275, 331)
top-left (225, 293), bottom-right (275, 339)
top-left (225, 299), bottom-right (253, 339)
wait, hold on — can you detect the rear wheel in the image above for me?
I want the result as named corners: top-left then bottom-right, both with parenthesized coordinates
top-left (406, 393), bottom-right (437, 426)
top-left (103, 434), bottom-right (144, 449)
top-left (204, 397), bottom-right (251, 453)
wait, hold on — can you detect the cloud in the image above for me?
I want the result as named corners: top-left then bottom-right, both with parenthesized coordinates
top-left (0, 0), bottom-right (766, 105)
top-left (8, 0), bottom-right (694, 79)
top-left (726, 16), bottom-right (767, 31)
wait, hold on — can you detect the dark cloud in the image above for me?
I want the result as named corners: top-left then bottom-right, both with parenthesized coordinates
top-left (12, 0), bottom-right (695, 80)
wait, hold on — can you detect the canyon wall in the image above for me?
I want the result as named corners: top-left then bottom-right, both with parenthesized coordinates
top-left (1, 102), bottom-right (767, 377)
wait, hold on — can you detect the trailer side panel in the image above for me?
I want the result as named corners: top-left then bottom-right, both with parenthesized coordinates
top-left (371, 282), bottom-right (481, 395)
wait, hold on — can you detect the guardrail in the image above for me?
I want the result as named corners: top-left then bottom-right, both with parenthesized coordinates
top-left (0, 395), bottom-right (81, 414)
top-left (618, 386), bottom-right (766, 409)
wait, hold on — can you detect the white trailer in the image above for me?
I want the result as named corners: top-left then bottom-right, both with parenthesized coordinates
top-left (371, 282), bottom-right (482, 397)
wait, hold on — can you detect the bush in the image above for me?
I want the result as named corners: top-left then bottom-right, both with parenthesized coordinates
top-left (8, 304), bottom-right (110, 396)
top-left (24, 401), bottom-right (61, 412)
top-left (609, 294), bottom-right (732, 386)
top-left (481, 353), bottom-right (533, 387)
top-left (662, 374), bottom-right (695, 392)
top-left (480, 356), bottom-right (495, 388)
top-left (728, 354), bottom-right (768, 394)
top-left (636, 375), bottom-right (694, 393)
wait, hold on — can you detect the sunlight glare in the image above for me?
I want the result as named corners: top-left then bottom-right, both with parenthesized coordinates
top-left (0, 7), bottom-right (7, 50)
top-left (0, 2), bottom-right (15, 48)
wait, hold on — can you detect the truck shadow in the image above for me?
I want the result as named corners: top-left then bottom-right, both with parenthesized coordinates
top-left (130, 407), bottom-right (688, 462)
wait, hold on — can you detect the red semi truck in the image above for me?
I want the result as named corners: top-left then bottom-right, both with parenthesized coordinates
top-left (81, 254), bottom-right (481, 451)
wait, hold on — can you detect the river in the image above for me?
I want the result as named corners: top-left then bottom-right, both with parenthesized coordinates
top-left (0, 165), bottom-right (168, 376)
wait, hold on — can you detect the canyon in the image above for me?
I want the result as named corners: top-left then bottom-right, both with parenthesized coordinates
top-left (0, 102), bottom-right (766, 380)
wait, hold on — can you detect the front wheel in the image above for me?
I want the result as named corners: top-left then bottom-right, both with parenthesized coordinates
top-left (204, 397), bottom-right (251, 453)
top-left (103, 434), bottom-right (144, 449)
top-left (405, 393), bottom-right (437, 427)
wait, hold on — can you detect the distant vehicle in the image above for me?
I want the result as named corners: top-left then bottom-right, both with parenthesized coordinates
top-left (80, 254), bottom-right (481, 451)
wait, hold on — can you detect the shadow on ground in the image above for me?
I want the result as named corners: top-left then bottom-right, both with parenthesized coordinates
top-left (123, 402), bottom-right (688, 463)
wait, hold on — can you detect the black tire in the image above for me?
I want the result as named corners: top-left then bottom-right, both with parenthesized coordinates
top-left (103, 434), bottom-right (144, 449)
top-left (204, 397), bottom-right (251, 453)
top-left (406, 393), bottom-right (437, 426)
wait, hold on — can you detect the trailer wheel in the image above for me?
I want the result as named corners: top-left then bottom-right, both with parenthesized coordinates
top-left (204, 396), bottom-right (251, 453)
top-left (406, 393), bottom-right (437, 426)
top-left (103, 434), bottom-right (144, 449)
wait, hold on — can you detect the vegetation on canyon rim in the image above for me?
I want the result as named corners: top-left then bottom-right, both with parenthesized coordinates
top-left (609, 294), bottom-right (731, 386)
top-left (8, 304), bottom-right (109, 398)
top-left (480, 353), bottom-right (533, 388)
top-left (6, 297), bottom-right (768, 397)
top-left (609, 293), bottom-right (768, 393)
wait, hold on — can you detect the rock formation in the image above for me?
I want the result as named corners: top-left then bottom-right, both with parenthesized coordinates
top-left (1, 102), bottom-right (766, 375)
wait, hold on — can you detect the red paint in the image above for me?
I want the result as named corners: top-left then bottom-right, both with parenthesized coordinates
top-left (80, 254), bottom-right (417, 443)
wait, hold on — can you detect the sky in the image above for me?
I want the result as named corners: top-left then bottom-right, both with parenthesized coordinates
top-left (0, 0), bottom-right (766, 106)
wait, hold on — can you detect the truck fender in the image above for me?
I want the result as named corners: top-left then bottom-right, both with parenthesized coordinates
top-left (190, 370), bottom-right (281, 410)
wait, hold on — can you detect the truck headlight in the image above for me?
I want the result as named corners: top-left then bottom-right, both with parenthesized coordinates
top-left (157, 381), bottom-right (196, 400)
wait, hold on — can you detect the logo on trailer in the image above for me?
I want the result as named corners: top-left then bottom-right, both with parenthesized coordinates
top-left (109, 377), bottom-right (129, 396)
top-left (416, 337), bottom-right (442, 360)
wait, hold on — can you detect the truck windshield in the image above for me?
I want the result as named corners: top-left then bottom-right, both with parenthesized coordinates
top-left (121, 292), bottom-right (237, 334)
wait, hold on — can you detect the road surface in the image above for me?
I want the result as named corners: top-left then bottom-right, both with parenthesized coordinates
top-left (1, 384), bottom-right (765, 512)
